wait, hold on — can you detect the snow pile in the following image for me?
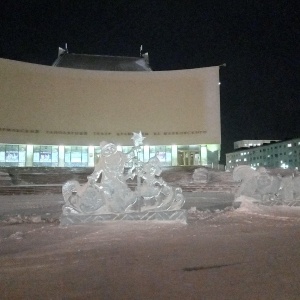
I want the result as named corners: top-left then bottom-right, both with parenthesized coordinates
top-left (8, 231), bottom-right (24, 240)
top-left (234, 196), bottom-right (262, 213)
top-left (1, 214), bottom-right (57, 225)
top-left (187, 206), bottom-right (234, 221)
top-left (235, 195), bottom-right (300, 219)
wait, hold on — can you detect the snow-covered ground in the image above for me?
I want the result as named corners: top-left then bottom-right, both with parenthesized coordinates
top-left (1, 168), bottom-right (300, 299)
top-left (1, 203), bottom-right (300, 299)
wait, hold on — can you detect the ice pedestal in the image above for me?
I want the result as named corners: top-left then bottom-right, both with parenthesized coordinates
top-left (60, 210), bottom-right (187, 225)
top-left (60, 132), bottom-right (187, 225)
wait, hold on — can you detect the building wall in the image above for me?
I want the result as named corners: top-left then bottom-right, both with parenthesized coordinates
top-left (0, 58), bottom-right (221, 146)
top-left (226, 138), bottom-right (300, 170)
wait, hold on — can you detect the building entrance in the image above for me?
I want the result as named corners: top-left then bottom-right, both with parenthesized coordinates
top-left (177, 150), bottom-right (200, 166)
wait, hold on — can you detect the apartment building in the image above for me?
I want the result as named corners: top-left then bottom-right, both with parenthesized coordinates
top-left (226, 138), bottom-right (300, 170)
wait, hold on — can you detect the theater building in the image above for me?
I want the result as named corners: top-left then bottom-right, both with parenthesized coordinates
top-left (0, 52), bottom-right (221, 168)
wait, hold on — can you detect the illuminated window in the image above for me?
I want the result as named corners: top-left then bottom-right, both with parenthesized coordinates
top-left (165, 146), bottom-right (172, 166)
top-left (0, 144), bottom-right (26, 167)
top-left (151, 145), bottom-right (170, 166)
top-left (64, 146), bottom-right (88, 167)
top-left (137, 146), bottom-right (144, 162)
top-left (33, 145), bottom-right (59, 167)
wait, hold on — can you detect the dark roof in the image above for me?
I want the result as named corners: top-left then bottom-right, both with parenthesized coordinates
top-left (52, 52), bottom-right (151, 71)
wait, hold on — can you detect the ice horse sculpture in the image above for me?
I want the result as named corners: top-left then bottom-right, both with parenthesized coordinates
top-left (60, 132), bottom-right (186, 225)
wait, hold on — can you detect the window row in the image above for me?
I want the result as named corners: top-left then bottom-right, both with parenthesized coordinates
top-left (0, 145), bottom-right (173, 167)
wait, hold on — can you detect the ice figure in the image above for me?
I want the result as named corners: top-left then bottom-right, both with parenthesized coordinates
top-left (61, 132), bottom-right (185, 221)
top-left (233, 165), bottom-right (300, 206)
top-left (192, 168), bottom-right (209, 183)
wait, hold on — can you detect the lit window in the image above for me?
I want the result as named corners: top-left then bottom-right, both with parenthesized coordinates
top-left (287, 143), bottom-right (292, 147)
top-left (244, 158), bottom-right (247, 161)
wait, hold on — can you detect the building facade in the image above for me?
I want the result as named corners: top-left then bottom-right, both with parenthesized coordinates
top-left (226, 138), bottom-right (300, 170)
top-left (0, 57), bottom-right (221, 168)
top-left (234, 140), bottom-right (280, 150)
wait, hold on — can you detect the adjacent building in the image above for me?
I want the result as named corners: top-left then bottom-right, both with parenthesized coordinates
top-left (233, 140), bottom-right (280, 150)
top-left (0, 50), bottom-right (221, 168)
top-left (226, 138), bottom-right (300, 170)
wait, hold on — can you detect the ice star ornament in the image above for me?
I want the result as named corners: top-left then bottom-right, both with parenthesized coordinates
top-left (131, 131), bottom-right (145, 147)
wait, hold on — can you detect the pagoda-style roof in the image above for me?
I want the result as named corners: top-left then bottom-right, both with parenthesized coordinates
top-left (52, 51), bottom-right (151, 71)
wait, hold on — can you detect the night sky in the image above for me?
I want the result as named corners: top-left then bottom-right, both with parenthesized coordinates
top-left (1, 1), bottom-right (299, 164)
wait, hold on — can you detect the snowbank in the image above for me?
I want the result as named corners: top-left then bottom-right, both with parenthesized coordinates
top-left (235, 195), bottom-right (300, 219)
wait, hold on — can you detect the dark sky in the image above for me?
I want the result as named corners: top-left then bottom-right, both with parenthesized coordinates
top-left (1, 1), bottom-right (299, 164)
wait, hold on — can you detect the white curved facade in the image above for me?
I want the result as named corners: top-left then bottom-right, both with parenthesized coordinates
top-left (0, 58), bottom-right (221, 167)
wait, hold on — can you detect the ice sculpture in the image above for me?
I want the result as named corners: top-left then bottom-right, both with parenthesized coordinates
top-left (60, 132), bottom-right (186, 225)
top-left (233, 165), bottom-right (300, 206)
top-left (192, 168), bottom-right (209, 183)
